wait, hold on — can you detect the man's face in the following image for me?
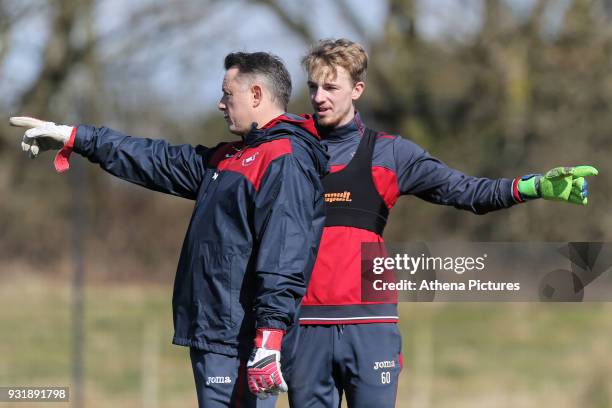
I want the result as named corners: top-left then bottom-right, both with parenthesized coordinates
top-left (307, 65), bottom-right (364, 128)
top-left (218, 67), bottom-right (254, 136)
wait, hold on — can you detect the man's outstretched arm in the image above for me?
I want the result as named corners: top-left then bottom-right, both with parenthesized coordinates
top-left (394, 137), bottom-right (597, 212)
top-left (10, 116), bottom-right (207, 200)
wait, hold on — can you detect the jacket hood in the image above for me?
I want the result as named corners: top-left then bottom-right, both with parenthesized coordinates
top-left (245, 113), bottom-right (329, 177)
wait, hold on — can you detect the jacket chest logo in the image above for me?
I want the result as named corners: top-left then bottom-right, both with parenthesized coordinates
top-left (241, 152), bottom-right (260, 167)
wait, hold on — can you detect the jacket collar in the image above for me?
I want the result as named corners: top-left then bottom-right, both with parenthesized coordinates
top-left (242, 113), bottom-right (320, 146)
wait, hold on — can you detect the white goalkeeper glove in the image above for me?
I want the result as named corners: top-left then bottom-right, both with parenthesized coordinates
top-left (10, 116), bottom-right (76, 172)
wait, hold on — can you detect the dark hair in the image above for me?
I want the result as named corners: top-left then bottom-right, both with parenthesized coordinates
top-left (224, 52), bottom-right (292, 110)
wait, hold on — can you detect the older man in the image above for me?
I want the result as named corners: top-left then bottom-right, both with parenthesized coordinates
top-left (11, 51), bottom-right (328, 408)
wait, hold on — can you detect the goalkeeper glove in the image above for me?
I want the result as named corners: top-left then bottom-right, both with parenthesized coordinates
top-left (9, 116), bottom-right (76, 173)
top-left (246, 328), bottom-right (287, 399)
top-left (516, 166), bottom-right (598, 205)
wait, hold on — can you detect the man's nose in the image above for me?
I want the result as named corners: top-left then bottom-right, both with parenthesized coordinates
top-left (312, 88), bottom-right (325, 103)
top-left (218, 99), bottom-right (226, 111)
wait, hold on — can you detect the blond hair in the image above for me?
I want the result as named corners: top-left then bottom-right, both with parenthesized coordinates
top-left (302, 38), bottom-right (368, 84)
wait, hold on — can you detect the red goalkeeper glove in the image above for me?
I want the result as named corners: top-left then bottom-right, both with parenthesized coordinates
top-left (246, 328), bottom-right (287, 399)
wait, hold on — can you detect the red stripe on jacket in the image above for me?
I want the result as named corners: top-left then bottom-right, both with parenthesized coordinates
top-left (211, 139), bottom-right (293, 191)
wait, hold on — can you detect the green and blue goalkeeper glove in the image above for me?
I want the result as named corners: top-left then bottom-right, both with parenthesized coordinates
top-left (515, 166), bottom-right (598, 205)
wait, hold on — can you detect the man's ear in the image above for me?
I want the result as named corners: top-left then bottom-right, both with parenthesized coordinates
top-left (352, 81), bottom-right (365, 101)
top-left (252, 84), bottom-right (263, 108)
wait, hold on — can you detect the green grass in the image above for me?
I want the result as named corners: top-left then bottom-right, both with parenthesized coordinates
top-left (1, 275), bottom-right (611, 407)
top-left (0, 274), bottom-right (194, 408)
top-left (398, 303), bottom-right (612, 407)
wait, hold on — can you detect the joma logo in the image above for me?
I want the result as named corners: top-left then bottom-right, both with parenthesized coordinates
top-left (206, 376), bottom-right (232, 386)
top-left (373, 360), bottom-right (396, 370)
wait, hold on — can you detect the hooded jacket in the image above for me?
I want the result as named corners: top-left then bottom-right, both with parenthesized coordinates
top-left (73, 113), bottom-right (328, 356)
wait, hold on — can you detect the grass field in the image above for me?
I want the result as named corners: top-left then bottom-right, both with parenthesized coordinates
top-left (1, 273), bottom-right (611, 407)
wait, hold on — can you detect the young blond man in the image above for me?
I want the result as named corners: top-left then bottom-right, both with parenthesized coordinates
top-left (284, 39), bottom-right (597, 408)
